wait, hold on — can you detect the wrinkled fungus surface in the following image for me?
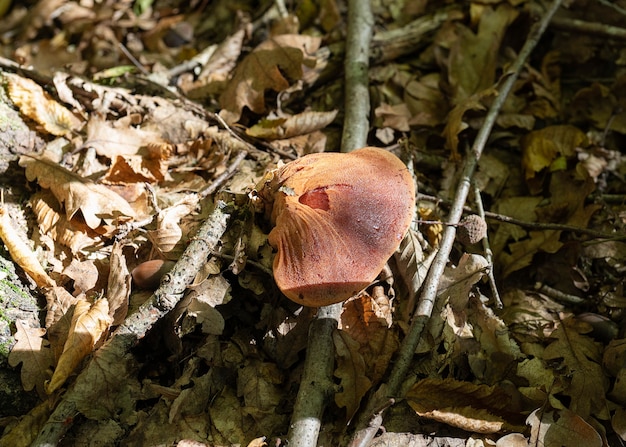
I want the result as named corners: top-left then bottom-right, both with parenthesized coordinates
top-left (268, 147), bottom-right (415, 307)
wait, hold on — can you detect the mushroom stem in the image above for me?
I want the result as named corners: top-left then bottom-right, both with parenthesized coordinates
top-left (287, 303), bottom-right (342, 447)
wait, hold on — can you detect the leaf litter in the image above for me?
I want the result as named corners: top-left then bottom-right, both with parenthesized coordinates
top-left (0, 0), bottom-right (625, 446)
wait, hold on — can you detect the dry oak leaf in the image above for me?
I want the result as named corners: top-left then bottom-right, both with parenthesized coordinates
top-left (219, 34), bottom-right (322, 123)
top-left (8, 320), bottom-right (54, 396)
top-left (406, 378), bottom-right (523, 434)
top-left (4, 73), bottom-right (82, 136)
top-left (333, 329), bottom-right (372, 421)
top-left (527, 407), bottom-right (602, 447)
top-left (543, 316), bottom-right (609, 420)
top-left (45, 298), bottom-right (112, 394)
top-left (0, 206), bottom-right (56, 288)
top-left (19, 154), bottom-right (136, 229)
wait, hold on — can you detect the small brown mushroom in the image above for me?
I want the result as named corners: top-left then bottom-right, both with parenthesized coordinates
top-left (267, 147), bottom-right (415, 307)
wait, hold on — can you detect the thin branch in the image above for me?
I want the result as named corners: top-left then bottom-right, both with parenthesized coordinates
top-left (32, 203), bottom-right (232, 446)
top-left (287, 1), bottom-right (374, 446)
top-left (384, 0), bottom-right (564, 399)
top-left (341, 0), bottom-right (374, 152)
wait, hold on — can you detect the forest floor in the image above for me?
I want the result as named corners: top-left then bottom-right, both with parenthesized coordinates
top-left (0, 0), bottom-right (626, 446)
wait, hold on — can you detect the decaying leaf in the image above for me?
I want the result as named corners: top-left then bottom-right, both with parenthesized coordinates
top-left (0, 206), bottom-right (55, 288)
top-left (527, 407), bottom-right (602, 447)
top-left (8, 321), bottom-right (54, 397)
top-left (45, 298), bottom-right (112, 394)
top-left (4, 73), bottom-right (82, 136)
top-left (107, 242), bottom-right (131, 325)
top-left (246, 110), bottom-right (338, 140)
top-left (219, 34), bottom-right (322, 123)
top-left (543, 316), bottom-right (609, 420)
top-left (333, 329), bottom-right (372, 420)
top-left (406, 378), bottom-right (522, 433)
top-left (19, 154), bottom-right (136, 229)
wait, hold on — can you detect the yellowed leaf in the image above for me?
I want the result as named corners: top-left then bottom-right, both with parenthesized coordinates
top-left (0, 207), bottom-right (55, 288)
top-left (0, 400), bottom-right (52, 447)
top-left (4, 73), bottom-right (82, 136)
top-left (333, 329), bottom-right (372, 420)
top-left (45, 298), bottom-right (112, 394)
top-left (19, 154), bottom-right (136, 229)
top-left (520, 125), bottom-right (587, 183)
top-left (8, 320), bottom-right (54, 397)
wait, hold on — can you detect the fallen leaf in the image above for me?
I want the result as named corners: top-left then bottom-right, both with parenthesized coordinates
top-left (0, 206), bottom-right (55, 288)
top-left (219, 34), bottom-right (322, 123)
top-left (246, 110), bottom-right (337, 140)
top-left (45, 298), bottom-right (112, 394)
top-left (406, 378), bottom-right (521, 433)
top-left (4, 73), bottom-right (82, 136)
top-left (527, 407), bottom-right (602, 447)
top-left (19, 154), bottom-right (136, 229)
top-left (333, 329), bottom-right (372, 420)
top-left (107, 242), bottom-right (131, 325)
top-left (8, 320), bottom-right (54, 397)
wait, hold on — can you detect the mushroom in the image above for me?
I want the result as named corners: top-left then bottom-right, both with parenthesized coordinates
top-left (266, 147), bottom-right (415, 307)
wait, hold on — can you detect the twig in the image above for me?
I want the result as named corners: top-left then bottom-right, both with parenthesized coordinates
top-left (198, 150), bottom-right (248, 199)
top-left (341, 0), bottom-right (374, 152)
top-left (383, 0), bottom-right (565, 399)
top-left (418, 193), bottom-right (624, 241)
top-left (32, 203), bottom-right (232, 446)
top-left (286, 1), bottom-right (374, 446)
top-left (550, 15), bottom-right (626, 40)
top-left (473, 186), bottom-right (502, 309)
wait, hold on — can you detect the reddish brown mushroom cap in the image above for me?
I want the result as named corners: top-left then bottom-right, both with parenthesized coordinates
top-left (268, 147), bottom-right (415, 307)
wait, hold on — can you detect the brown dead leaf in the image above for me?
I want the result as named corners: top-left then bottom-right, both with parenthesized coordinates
top-left (31, 190), bottom-right (99, 254)
top-left (45, 298), bottom-right (112, 394)
top-left (0, 400), bottom-right (52, 447)
top-left (103, 142), bottom-right (172, 184)
top-left (406, 378), bottom-right (521, 433)
top-left (340, 297), bottom-right (399, 384)
top-left (527, 407), bottom-right (602, 447)
top-left (62, 258), bottom-right (99, 295)
top-left (543, 316), bottom-right (609, 420)
top-left (4, 73), bottom-right (82, 136)
top-left (237, 360), bottom-right (287, 435)
top-left (107, 242), bottom-right (131, 325)
top-left (0, 206), bottom-right (55, 288)
top-left (8, 320), bottom-right (54, 397)
top-left (447, 4), bottom-right (518, 102)
top-left (84, 116), bottom-right (164, 158)
top-left (219, 34), bottom-right (322, 123)
top-left (246, 110), bottom-right (338, 140)
top-left (19, 154), bottom-right (136, 229)
top-left (147, 196), bottom-right (198, 257)
top-left (333, 329), bottom-right (372, 421)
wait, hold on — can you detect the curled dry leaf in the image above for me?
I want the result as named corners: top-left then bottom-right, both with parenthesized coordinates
top-left (266, 147), bottom-right (415, 307)
top-left (31, 190), bottom-right (99, 254)
top-left (19, 154), bottom-right (136, 229)
top-left (4, 73), bottom-right (82, 136)
top-left (406, 378), bottom-right (522, 434)
top-left (107, 242), bottom-right (131, 325)
top-left (246, 110), bottom-right (338, 140)
top-left (45, 298), bottom-right (112, 394)
top-left (0, 206), bottom-right (55, 288)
